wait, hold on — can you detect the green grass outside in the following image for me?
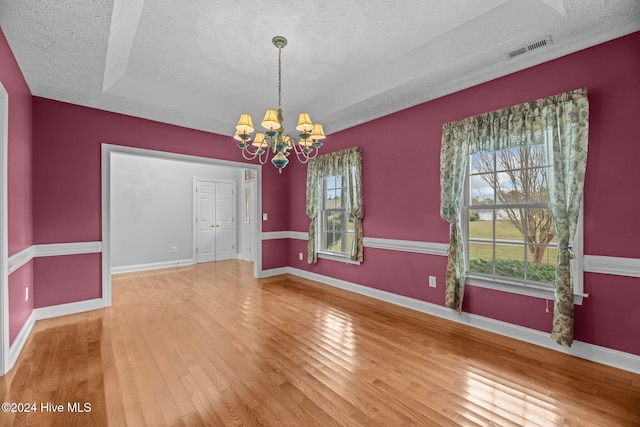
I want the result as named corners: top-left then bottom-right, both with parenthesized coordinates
top-left (469, 218), bottom-right (557, 242)
top-left (468, 219), bottom-right (557, 283)
top-left (468, 242), bottom-right (557, 265)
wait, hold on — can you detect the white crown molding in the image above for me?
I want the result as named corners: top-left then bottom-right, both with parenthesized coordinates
top-left (584, 255), bottom-right (640, 278)
top-left (268, 266), bottom-right (640, 375)
top-left (111, 259), bottom-right (195, 274)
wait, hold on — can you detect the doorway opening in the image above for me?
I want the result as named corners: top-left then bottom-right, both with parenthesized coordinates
top-left (101, 144), bottom-right (262, 306)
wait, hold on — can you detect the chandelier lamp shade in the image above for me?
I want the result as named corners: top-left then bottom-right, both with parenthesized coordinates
top-left (233, 36), bottom-right (326, 173)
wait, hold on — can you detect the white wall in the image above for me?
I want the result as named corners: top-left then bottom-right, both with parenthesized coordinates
top-left (110, 153), bottom-right (242, 270)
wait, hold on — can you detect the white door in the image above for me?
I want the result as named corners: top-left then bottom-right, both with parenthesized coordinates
top-left (215, 182), bottom-right (235, 260)
top-left (195, 179), bottom-right (236, 263)
top-left (196, 181), bottom-right (216, 263)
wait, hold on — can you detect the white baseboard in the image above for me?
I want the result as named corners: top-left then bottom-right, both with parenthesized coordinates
top-left (34, 298), bottom-right (105, 320)
top-left (265, 266), bottom-right (640, 375)
top-left (111, 259), bottom-right (195, 274)
top-left (6, 298), bottom-right (105, 373)
top-left (8, 311), bottom-right (35, 369)
top-left (258, 267), bottom-right (289, 278)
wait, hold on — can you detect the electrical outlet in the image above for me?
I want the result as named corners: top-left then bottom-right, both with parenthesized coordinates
top-left (299, 252), bottom-right (303, 261)
top-left (429, 276), bottom-right (437, 288)
top-left (25, 287), bottom-right (29, 302)
top-left (172, 246), bottom-right (178, 253)
top-left (263, 213), bottom-right (268, 221)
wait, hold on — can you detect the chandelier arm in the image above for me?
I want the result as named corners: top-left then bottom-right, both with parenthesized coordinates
top-left (258, 149), bottom-right (269, 165)
top-left (290, 142), bottom-right (315, 164)
top-left (240, 148), bottom-right (259, 161)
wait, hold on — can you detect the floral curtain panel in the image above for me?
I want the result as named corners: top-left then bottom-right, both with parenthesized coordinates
top-left (440, 88), bottom-right (588, 346)
top-left (306, 147), bottom-right (364, 263)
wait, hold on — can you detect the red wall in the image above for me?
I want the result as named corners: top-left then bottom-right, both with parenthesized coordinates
top-left (31, 98), bottom-right (289, 307)
top-left (287, 32), bottom-right (640, 356)
top-left (1, 28), bottom-right (34, 344)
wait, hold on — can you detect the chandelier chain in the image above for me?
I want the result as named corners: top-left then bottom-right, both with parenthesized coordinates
top-left (278, 47), bottom-right (282, 109)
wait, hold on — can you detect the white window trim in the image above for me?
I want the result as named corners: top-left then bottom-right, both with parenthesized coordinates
top-left (317, 251), bottom-right (361, 265)
top-left (461, 159), bottom-right (585, 305)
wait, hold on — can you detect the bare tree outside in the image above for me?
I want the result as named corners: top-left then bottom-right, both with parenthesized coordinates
top-left (467, 145), bottom-right (558, 284)
top-left (471, 145), bottom-right (555, 264)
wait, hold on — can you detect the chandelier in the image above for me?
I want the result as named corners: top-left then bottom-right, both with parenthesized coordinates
top-left (233, 36), bottom-right (326, 173)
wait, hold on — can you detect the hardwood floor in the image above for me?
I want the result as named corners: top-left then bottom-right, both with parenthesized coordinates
top-left (1, 260), bottom-right (638, 426)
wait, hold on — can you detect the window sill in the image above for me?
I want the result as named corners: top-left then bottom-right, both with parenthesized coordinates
top-left (465, 275), bottom-right (585, 305)
top-left (317, 252), bottom-right (361, 265)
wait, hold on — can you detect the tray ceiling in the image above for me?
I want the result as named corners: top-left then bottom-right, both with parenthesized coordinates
top-left (1, 0), bottom-right (639, 136)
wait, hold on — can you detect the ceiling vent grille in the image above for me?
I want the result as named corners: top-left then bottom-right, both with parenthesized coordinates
top-left (507, 35), bottom-right (553, 58)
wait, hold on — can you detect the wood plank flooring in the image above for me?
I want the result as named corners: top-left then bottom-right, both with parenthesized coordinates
top-left (1, 260), bottom-right (639, 426)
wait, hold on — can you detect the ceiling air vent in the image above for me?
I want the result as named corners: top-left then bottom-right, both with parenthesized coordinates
top-left (507, 35), bottom-right (553, 59)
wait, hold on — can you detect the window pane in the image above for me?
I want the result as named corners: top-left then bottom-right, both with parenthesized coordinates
top-left (470, 152), bottom-right (493, 174)
top-left (527, 167), bottom-right (549, 204)
top-left (332, 211), bottom-right (343, 232)
top-left (332, 234), bottom-right (343, 252)
top-left (468, 209), bottom-right (493, 240)
top-left (526, 208), bottom-right (556, 244)
top-left (334, 188), bottom-right (342, 208)
top-left (468, 241), bottom-right (494, 275)
top-left (495, 215), bottom-right (524, 243)
top-left (495, 171), bottom-right (524, 204)
top-left (470, 174), bottom-right (494, 204)
top-left (527, 245), bottom-right (557, 284)
top-left (494, 243), bottom-right (525, 280)
top-left (321, 232), bottom-right (329, 250)
top-left (495, 147), bottom-right (523, 172)
top-left (324, 189), bottom-right (335, 209)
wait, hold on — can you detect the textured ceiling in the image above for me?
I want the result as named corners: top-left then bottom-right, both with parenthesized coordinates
top-left (1, 0), bottom-right (639, 136)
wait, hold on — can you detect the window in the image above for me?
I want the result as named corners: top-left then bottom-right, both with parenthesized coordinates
top-left (318, 175), bottom-right (356, 258)
top-left (463, 143), bottom-right (583, 299)
top-left (306, 147), bottom-right (363, 264)
top-left (440, 88), bottom-right (588, 345)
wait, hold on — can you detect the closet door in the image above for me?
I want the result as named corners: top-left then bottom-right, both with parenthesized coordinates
top-left (214, 182), bottom-right (235, 260)
top-left (195, 181), bottom-right (217, 263)
top-left (195, 179), bottom-right (236, 263)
